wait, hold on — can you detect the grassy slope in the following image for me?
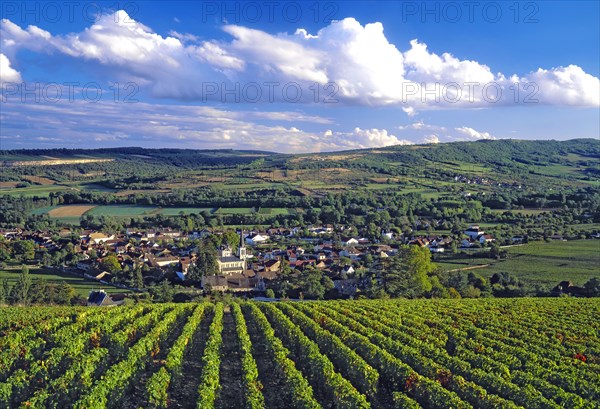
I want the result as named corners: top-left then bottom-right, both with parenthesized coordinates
top-left (436, 239), bottom-right (600, 288)
top-left (0, 267), bottom-right (129, 296)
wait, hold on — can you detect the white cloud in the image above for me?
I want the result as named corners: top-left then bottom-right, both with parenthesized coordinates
top-left (395, 121), bottom-right (497, 143)
top-left (320, 127), bottom-right (413, 150)
top-left (0, 99), bottom-right (343, 152)
top-left (455, 126), bottom-right (496, 140)
top-left (0, 53), bottom-right (21, 83)
top-left (0, 12), bottom-right (598, 111)
top-left (423, 134), bottom-right (440, 144)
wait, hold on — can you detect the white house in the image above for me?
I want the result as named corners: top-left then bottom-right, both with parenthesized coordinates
top-left (342, 238), bottom-right (359, 246)
top-left (464, 225), bottom-right (485, 239)
top-left (478, 234), bottom-right (495, 244)
top-left (246, 234), bottom-right (269, 245)
top-left (382, 232), bottom-right (394, 240)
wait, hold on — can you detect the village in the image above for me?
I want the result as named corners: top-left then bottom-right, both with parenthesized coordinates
top-left (0, 222), bottom-right (500, 299)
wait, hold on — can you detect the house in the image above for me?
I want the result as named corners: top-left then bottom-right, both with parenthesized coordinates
top-left (342, 237), bottom-right (359, 246)
top-left (382, 232), bottom-right (394, 240)
top-left (340, 247), bottom-right (362, 260)
top-left (333, 279), bottom-right (358, 296)
top-left (461, 239), bottom-right (474, 248)
top-left (87, 290), bottom-right (120, 306)
top-left (255, 270), bottom-right (278, 291)
top-left (84, 270), bottom-right (113, 282)
top-left (225, 274), bottom-right (255, 292)
top-left (341, 265), bottom-right (355, 275)
top-left (464, 225), bottom-right (485, 239)
top-left (149, 255), bottom-right (180, 268)
top-left (246, 234), bottom-right (269, 245)
top-left (478, 234), bottom-right (495, 244)
top-left (89, 232), bottom-right (114, 244)
top-left (201, 275), bottom-right (229, 292)
top-left (76, 259), bottom-right (95, 271)
top-left (264, 259), bottom-right (281, 272)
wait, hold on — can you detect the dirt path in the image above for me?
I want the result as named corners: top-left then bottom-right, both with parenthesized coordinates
top-left (215, 307), bottom-right (244, 409)
top-left (168, 308), bottom-right (213, 409)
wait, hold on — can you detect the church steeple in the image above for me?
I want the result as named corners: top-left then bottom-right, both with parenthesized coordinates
top-left (238, 229), bottom-right (247, 269)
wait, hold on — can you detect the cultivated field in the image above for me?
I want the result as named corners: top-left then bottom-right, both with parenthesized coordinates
top-left (47, 205), bottom-right (97, 218)
top-left (0, 298), bottom-right (598, 408)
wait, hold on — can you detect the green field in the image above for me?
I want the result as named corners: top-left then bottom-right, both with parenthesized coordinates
top-left (159, 207), bottom-right (215, 216)
top-left (85, 205), bottom-right (160, 217)
top-left (437, 239), bottom-right (600, 287)
top-left (214, 207), bottom-right (255, 215)
top-left (0, 185), bottom-right (77, 197)
top-left (0, 182), bottom-right (117, 197)
top-left (0, 267), bottom-right (128, 296)
top-left (258, 207), bottom-right (294, 215)
top-left (0, 298), bottom-right (598, 408)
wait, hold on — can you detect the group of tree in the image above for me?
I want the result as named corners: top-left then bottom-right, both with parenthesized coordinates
top-left (0, 266), bottom-right (76, 305)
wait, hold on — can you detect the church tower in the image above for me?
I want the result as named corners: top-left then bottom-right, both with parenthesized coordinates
top-left (238, 229), bottom-right (247, 269)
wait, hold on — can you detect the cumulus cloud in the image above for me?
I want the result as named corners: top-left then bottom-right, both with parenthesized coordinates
top-left (395, 121), bottom-right (497, 142)
top-left (455, 126), bottom-right (496, 140)
top-left (0, 53), bottom-right (21, 83)
top-left (423, 134), bottom-right (440, 144)
top-left (320, 127), bottom-right (413, 150)
top-left (2, 12), bottom-right (598, 110)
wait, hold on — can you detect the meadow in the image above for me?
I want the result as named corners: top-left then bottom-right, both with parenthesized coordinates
top-left (436, 239), bottom-right (600, 287)
top-left (0, 267), bottom-right (127, 296)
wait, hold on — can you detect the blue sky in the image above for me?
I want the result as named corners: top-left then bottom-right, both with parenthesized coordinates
top-left (1, 1), bottom-right (598, 152)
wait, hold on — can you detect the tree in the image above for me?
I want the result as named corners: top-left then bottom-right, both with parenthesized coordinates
top-left (13, 265), bottom-right (32, 305)
top-left (30, 279), bottom-right (49, 303)
top-left (133, 267), bottom-right (144, 289)
top-left (265, 288), bottom-right (275, 298)
top-left (2, 279), bottom-right (10, 304)
top-left (55, 282), bottom-right (75, 305)
top-left (153, 280), bottom-right (174, 303)
top-left (379, 246), bottom-right (434, 298)
top-left (223, 230), bottom-right (242, 254)
top-left (584, 278), bottom-right (600, 297)
top-left (12, 240), bottom-right (35, 261)
top-left (196, 243), bottom-right (219, 277)
top-left (295, 269), bottom-right (334, 300)
top-left (102, 254), bottom-right (122, 273)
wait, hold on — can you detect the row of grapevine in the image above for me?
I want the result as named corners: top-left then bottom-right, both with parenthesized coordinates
top-left (356, 300), bottom-right (599, 404)
top-left (73, 305), bottom-right (191, 409)
top-left (275, 302), bottom-right (379, 397)
top-left (231, 303), bottom-right (265, 409)
top-left (259, 303), bottom-right (371, 408)
top-left (291, 302), bottom-right (470, 409)
top-left (196, 303), bottom-right (224, 408)
top-left (242, 303), bottom-right (322, 408)
top-left (0, 306), bottom-right (147, 407)
top-left (0, 298), bottom-right (597, 409)
top-left (146, 303), bottom-right (208, 408)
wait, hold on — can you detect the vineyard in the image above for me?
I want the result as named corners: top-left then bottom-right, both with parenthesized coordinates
top-left (0, 298), bottom-right (599, 408)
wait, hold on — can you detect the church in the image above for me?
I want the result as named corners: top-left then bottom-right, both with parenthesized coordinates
top-left (216, 231), bottom-right (247, 275)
